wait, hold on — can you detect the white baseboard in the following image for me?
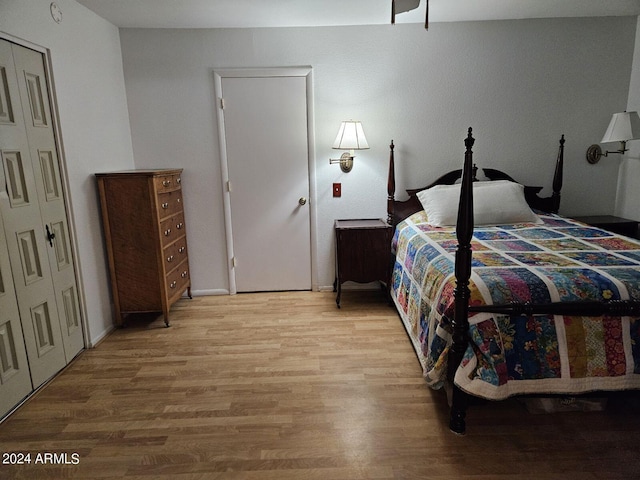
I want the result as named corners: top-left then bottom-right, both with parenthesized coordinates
top-left (87, 324), bottom-right (116, 348)
top-left (189, 289), bottom-right (230, 296)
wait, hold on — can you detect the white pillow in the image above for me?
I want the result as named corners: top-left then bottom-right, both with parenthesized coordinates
top-left (416, 180), bottom-right (542, 227)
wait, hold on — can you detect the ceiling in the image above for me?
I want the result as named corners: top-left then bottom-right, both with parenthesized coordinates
top-left (75, 0), bottom-right (640, 29)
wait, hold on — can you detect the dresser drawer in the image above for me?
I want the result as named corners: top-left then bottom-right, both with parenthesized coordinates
top-left (163, 238), bottom-right (188, 272)
top-left (160, 212), bottom-right (185, 247)
top-left (165, 261), bottom-right (190, 297)
top-left (157, 190), bottom-right (183, 218)
top-left (154, 173), bottom-right (182, 193)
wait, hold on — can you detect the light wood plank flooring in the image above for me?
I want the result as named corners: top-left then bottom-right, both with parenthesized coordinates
top-left (1, 291), bottom-right (639, 479)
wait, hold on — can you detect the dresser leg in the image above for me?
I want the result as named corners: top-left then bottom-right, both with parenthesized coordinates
top-left (116, 310), bottom-right (130, 327)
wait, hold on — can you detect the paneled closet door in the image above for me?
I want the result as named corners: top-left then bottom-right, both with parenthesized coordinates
top-left (0, 42), bottom-right (33, 416)
top-left (0, 39), bottom-right (82, 402)
top-left (0, 39), bottom-right (67, 389)
top-left (12, 43), bottom-right (84, 360)
top-left (0, 209), bottom-right (32, 417)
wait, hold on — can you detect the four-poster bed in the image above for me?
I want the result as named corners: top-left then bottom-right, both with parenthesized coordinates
top-left (387, 129), bottom-right (640, 434)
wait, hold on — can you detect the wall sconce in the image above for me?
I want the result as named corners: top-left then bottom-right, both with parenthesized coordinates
top-left (586, 111), bottom-right (640, 164)
top-left (329, 121), bottom-right (369, 173)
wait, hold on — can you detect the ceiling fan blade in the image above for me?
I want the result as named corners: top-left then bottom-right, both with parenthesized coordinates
top-left (395, 0), bottom-right (421, 14)
top-left (391, 0), bottom-right (425, 26)
top-left (425, 0), bottom-right (429, 29)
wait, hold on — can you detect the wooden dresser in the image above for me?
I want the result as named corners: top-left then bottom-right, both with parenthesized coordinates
top-left (96, 169), bottom-right (191, 327)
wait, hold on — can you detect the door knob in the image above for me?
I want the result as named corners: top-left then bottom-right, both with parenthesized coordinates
top-left (45, 224), bottom-right (56, 247)
top-left (298, 197), bottom-right (307, 206)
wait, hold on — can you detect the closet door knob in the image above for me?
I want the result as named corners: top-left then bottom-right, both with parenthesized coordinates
top-left (45, 224), bottom-right (56, 247)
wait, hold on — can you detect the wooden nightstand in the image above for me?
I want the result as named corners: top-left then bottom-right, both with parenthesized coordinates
top-left (334, 219), bottom-right (392, 307)
top-left (572, 215), bottom-right (639, 239)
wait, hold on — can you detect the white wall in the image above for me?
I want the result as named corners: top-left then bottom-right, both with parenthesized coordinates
top-left (121, 17), bottom-right (637, 292)
top-left (0, 0), bottom-right (135, 344)
top-left (617, 16), bottom-right (640, 221)
top-left (1, 4), bottom-right (636, 345)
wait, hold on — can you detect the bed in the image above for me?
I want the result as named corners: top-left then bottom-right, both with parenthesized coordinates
top-left (388, 129), bottom-right (640, 434)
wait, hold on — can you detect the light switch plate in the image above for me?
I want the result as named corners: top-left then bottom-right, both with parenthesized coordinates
top-left (333, 183), bottom-right (341, 197)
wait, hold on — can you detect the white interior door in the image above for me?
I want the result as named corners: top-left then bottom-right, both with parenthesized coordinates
top-left (0, 40), bottom-right (66, 388)
top-left (217, 71), bottom-right (312, 292)
top-left (0, 38), bottom-right (84, 415)
top-left (12, 42), bottom-right (84, 361)
top-left (0, 208), bottom-right (32, 416)
top-left (0, 41), bottom-right (33, 416)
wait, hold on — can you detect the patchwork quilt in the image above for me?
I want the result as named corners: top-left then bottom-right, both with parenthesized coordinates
top-left (391, 211), bottom-right (640, 400)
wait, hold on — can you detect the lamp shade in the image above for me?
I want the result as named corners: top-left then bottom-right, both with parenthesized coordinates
top-left (601, 111), bottom-right (640, 143)
top-left (332, 121), bottom-right (369, 150)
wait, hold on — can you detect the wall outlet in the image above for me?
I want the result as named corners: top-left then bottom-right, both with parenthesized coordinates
top-left (333, 183), bottom-right (341, 197)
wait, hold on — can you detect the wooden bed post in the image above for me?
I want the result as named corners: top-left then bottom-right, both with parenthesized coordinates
top-left (550, 134), bottom-right (565, 214)
top-left (387, 140), bottom-right (396, 225)
top-left (448, 127), bottom-right (475, 435)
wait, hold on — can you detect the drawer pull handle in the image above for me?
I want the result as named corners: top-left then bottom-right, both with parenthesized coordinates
top-left (164, 228), bottom-right (171, 236)
top-left (177, 198), bottom-right (181, 204)
top-left (170, 281), bottom-right (177, 289)
top-left (177, 177), bottom-right (181, 184)
top-left (167, 255), bottom-right (174, 262)
top-left (162, 202), bottom-right (169, 209)
top-left (178, 247), bottom-right (185, 253)
top-left (176, 222), bottom-right (183, 229)
top-left (181, 271), bottom-right (188, 278)
top-left (162, 180), bottom-right (171, 187)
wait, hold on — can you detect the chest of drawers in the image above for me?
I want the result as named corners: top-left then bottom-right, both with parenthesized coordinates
top-left (96, 169), bottom-right (191, 327)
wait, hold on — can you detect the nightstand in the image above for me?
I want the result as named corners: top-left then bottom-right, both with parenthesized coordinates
top-left (572, 215), bottom-right (639, 239)
top-left (334, 219), bottom-right (392, 307)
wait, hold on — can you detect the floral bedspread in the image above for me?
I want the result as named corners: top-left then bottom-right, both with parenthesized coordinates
top-left (391, 211), bottom-right (640, 399)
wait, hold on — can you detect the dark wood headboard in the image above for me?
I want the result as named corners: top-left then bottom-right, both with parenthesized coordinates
top-left (386, 135), bottom-right (565, 227)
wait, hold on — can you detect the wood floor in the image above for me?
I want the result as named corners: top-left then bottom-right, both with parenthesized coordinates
top-left (1, 290), bottom-right (639, 479)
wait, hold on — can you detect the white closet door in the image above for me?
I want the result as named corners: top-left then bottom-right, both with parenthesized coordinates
top-left (0, 42), bottom-right (34, 417)
top-left (0, 39), bottom-right (83, 415)
top-left (0, 208), bottom-right (32, 416)
top-left (12, 42), bottom-right (84, 360)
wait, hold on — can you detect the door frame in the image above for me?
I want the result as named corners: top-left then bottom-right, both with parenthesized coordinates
top-left (213, 67), bottom-right (318, 294)
top-left (0, 32), bottom-right (89, 348)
